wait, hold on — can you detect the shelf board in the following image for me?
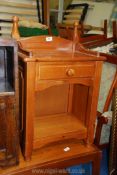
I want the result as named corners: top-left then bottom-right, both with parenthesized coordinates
top-left (34, 113), bottom-right (87, 149)
top-left (0, 79), bottom-right (14, 94)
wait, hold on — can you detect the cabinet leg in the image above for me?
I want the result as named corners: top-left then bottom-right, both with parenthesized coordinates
top-left (22, 148), bottom-right (32, 161)
top-left (24, 156), bottom-right (32, 162)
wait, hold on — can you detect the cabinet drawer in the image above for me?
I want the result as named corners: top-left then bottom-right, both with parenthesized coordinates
top-left (36, 63), bottom-right (95, 80)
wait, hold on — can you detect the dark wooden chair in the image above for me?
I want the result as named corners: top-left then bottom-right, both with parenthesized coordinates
top-left (62, 3), bottom-right (89, 25)
top-left (57, 19), bottom-right (108, 44)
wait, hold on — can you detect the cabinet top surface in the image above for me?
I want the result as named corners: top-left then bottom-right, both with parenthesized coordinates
top-left (18, 35), bottom-right (106, 62)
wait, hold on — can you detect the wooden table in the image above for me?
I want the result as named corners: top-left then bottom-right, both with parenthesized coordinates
top-left (0, 139), bottom-right (102, 175)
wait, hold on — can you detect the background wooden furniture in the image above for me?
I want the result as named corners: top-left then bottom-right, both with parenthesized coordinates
top-left (57, 22), bottom-right (92, 38)
top-left (57, 19), bottom-right (108, 43)
top-left (0, 38), bottom-right (19, 167)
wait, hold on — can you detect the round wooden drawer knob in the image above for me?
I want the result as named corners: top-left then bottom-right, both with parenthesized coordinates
top-left (66, 69), bottom-right (75, 76)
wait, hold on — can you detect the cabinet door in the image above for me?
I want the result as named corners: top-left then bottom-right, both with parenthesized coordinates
top-left (0, 96), bottom-right (19, 167)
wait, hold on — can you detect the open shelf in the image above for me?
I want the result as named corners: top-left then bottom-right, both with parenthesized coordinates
top-left (0, 46), bottom-right (14, 95)
top-left (0, 39), bottom-right (18, 167)
top-left (34, 113), bottom-right (87, 149)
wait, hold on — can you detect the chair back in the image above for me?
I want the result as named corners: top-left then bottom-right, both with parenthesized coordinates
top-left (63, 3), bottom-right (89, 25)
